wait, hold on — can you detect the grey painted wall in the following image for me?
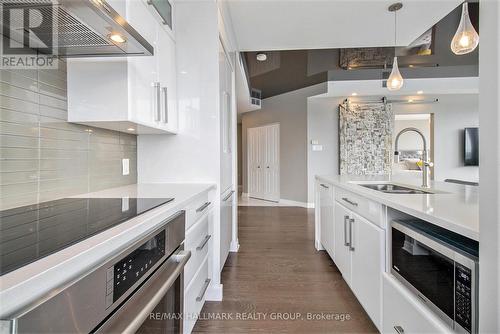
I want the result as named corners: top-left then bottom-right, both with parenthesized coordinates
top-left (0, 60), bottom-right (137, 210)
top-left (307, 96), bottom-right (341, 203)
top-left (241, 83), bottom-right (327, 203)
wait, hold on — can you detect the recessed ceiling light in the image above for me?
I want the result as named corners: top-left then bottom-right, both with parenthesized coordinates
top-left (180, 70), bottom-right (188, 74)
top-left (417, 90), bottom-right (424, 94)
top-left (408, 99), bottom-right (414, 103)
top-left (351, 92), bottom-right (358, 96)
top-left (109, 33), bottom-right (126, 43)
top-left (127, 128), bottom-right (135, 132)
top-left (256, 53), bottom-right (267, 62)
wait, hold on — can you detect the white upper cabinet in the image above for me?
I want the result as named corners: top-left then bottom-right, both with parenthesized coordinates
top-left (67, 0), bottom-right (177, 135)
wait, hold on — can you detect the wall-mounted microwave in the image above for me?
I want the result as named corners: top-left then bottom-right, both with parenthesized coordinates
top-left (391, 220), bottom-right (479, 334)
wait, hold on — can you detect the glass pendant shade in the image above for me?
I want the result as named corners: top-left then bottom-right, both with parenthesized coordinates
top-left (451, 2), bottom-right (479, 55)
top-left (387, 57), bottom-right (404, 91)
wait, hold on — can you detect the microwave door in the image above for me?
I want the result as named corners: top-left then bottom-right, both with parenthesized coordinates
top-left (391, 227), bottom-right (455, 326)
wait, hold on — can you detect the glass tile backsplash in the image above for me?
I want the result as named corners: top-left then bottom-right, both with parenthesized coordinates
top-left (0, 60), bottom-right (137, 210)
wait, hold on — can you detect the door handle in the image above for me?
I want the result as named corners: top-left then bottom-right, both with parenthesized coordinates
top-left (196, 235), bottom-right (211, 251)
top-left (349, 218), bottom-right (355, 251)
top-left (320, 183), bottom-right (329, 189)
top-left (161, 87), bottom-right (168, 124)
top-left (394, 326), bottom-right (405, 334)
top-left (153, 82), bottom-right (161, 122)
top-left (343, 215), bottom-right (350, 246)
top-left (196, 278), bottom-right (211, 302)
top-left (342, 197), bottom-right (358, 207)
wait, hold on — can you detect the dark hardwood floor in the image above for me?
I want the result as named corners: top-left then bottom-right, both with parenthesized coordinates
top-left (192, 206), bottom-right (378, 333)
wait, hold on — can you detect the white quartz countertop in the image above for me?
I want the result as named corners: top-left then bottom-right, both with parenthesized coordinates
top-left (316, 175), bottom-right (479, 241)
top-left (0, 183), bottom-right (216, 319)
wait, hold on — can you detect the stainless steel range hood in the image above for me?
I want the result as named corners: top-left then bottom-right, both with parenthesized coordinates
top-left (2, 0), bottom-right (154, 57)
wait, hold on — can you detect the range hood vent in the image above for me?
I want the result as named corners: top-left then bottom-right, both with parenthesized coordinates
top-left (2, 0), bottom-right (154, 57)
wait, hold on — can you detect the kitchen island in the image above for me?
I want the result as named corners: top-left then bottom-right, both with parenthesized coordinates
top-left (314, 174), bottom-right (479, 334)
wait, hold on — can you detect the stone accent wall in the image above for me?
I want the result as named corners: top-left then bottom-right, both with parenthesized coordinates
top-left (339, 102), bottom-right (394, 175)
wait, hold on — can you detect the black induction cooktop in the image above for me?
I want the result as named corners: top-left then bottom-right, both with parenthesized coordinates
top-left (0, 197), bottom-right (174, 276)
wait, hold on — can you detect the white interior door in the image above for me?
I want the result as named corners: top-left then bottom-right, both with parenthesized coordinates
top-left (247, 124), bottom-right (280, 202)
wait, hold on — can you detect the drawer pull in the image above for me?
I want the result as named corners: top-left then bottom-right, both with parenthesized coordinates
top-left (196, 278), bottom-right (211, 302)
top-left (223, 191), bottom-right (234, 202)
top-left (394, 326), bottom-right (405, 334)
top-left (196, 202), bottom-right (211, 213)
top-left (343, 215), bottom-right (350, 246)
top-left (320, 183), bottom-right (329, 189)
top-left (196, 235), bottom-right (211, 251)
top-left (342, 197), bottom-right (358, 207)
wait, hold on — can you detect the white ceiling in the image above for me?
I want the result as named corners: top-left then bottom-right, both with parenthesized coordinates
top-left (224, 0), bottom-right (461, 51)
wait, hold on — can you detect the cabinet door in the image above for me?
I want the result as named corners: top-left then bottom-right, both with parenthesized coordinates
top-left (157, 28), bottom-right (177, 132)
top-left (127, 0), bottom-right (158, 126)
top-left (334, 202), bottom-right (351, 284)
top-left (220, 191), bottom-right (234, 269)
top-left (350, 212), bottom-right (384, 330)
top-left (319, 183), bottom-right (334, 258)
top-left (219, 40), bottom-right (232, 193)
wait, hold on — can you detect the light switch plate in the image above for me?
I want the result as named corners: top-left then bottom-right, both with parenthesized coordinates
top-left (311, 140), bottom-right (319, 145)
top-left (122, 158), bottom-right (130, 175)
top-left (312, 145), bottom-right (323, 151)
top-left (122, 197), bottom-right (129, 212)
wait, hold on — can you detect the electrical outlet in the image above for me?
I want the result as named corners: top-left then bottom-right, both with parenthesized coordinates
top-left (122, 158), bottom-right (130, 176)
top-left (312, 145), bottom-right (323, 151)
top-left (122, 197), bottom-right (129, 212)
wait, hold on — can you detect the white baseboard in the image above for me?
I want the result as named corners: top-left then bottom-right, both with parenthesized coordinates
top-left (205, 283), bottom-right (223, 301)
top-left (229, 240), bottom-right (240, 252)
top-left (279, 198), bottom-right (315, 208)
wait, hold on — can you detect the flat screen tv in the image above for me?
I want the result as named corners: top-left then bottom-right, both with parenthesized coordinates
top-left (464, 127), bottom-right (479, 166)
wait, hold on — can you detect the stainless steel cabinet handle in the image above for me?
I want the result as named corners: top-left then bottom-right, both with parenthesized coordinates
top-left (196, 235), bottom-right (211, 251)
top-left (161, 87), bottom-right (168, 124)
top-left (196, 202), bottom-right (211, 213)
top-left (153, 82), bottom-right (161, 122)
top-left (343, 215), bottom-right (350, 246)
top-left (349, 218), bottom-right (355, 251)
top-left (320, 183), bottom-right (329, 189)
top-left (342, 197), bottom-right (358, 207)
top-left (196, 278), bottom-right (211, 302)
top-left (223, 191), bottom-right (234, 202)
top-left (394, 326), bottom-right (405, 334)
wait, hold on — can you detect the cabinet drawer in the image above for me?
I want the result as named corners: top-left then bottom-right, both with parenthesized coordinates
top-left (184, 256), bottom-right (209, 334)
top-left (185, 192), bottom-right (211, 230)
top-left (184, 215), bottom-right (210, 287)
top-left (335, 187), bottom-right (383, 227)
top-left (382, 274), bottom-right (452, 334)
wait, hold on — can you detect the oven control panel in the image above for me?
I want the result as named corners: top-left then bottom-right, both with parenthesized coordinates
top-left (455, 264), bottom-right (472, 333)
top-left (105, 230), bottom-right (166, 308)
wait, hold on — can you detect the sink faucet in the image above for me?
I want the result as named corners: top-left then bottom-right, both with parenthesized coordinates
top-left (394, 127), bottom-right (433, 188)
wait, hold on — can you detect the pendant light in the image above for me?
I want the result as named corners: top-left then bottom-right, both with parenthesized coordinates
top-left (387, 3), bottom-right (404, 91)
top-left (451, 2), bottom-right (479, 55)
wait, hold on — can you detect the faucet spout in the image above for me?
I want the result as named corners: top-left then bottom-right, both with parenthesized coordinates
top-left (394, 127), bottom-right (432, 188)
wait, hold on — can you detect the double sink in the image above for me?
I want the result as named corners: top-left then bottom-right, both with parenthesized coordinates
top-left (354, 183), bottom-right (435, 194)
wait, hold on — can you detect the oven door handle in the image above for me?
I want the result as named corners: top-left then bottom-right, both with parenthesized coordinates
top-left (95, 250), bottom-right (191, 334)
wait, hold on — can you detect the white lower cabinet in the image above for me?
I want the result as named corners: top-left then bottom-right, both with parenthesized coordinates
top-left (220, 190), bottom-right (234, 270)
top-left (333, 201), bottom-right (383, 330)
top-left (183, 190), bottom-right (213, 334)
top-left (382, 273), bottom-right (452, 334)
top-left (334, 202), bottom-right (351, 283)
top-left (319, 183), bottom-right (335, 258)
top-left (350, 212), bottom-right (384, 330)
top-left (184, 255), bottom-right (210, 334)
